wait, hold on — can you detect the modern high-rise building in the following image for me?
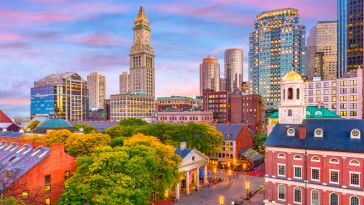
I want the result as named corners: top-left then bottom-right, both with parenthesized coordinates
top-left (224, 48), bottom-right (244, 92)
top-left (249, 8), bottom-right (305, 110)
top-left (31, 72), bottom-right (88, 121)
top-left (338, 0), bottom-right (363, 77)
top-left (129, 6), bottom-right (155, 97)
top-left (110, 6), bottom-right (155, 121)
top-left (220, 77), bottom-right (226, 92)
top-left (87, 72), bottom-right (106, 110)
top-left (305, 21), bottom-right (337, 80)
top-left (119, 71), bottom-right (129, 94)
top-left (200, 55), bottom-right (220, 96)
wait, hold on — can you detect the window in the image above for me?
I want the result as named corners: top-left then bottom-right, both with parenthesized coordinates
top-left (330, 193), bottom-right (338, 205)
top-left (278, 153), bottom-right (285, 159)
top-left (294, 166), bottom-right (302, 179)
top-left (44, 175), bottom-right (51, 184)
top-left (45, 198), bottom-right (51, 205)
top-left (278, 184), bottom-right (285, 200)
top-left (351, 196), bottom-right (359, 205)
top-left (278, 164), bottom-right (286, 176)
top-left (350, 172), bottom-right (360, 186)
top-left (296, 88), bottom-right (300, 100)
top-left (288, 109), bottom-right (293, 116)
top-left (294, 155), bottom-right (302, 160)
top-left (311, 156), bottom-right (320, 162)
top-left (287, 128), bottom-right (295, 136)
top-left (314, 128), bottom-right (323, 137)
top-left (21, 190), bottom-right (29, 199)
top-left (294, 187), bottom-right (302, 203)
top-left (283, 89), bottom-right (285, 100)
top-left (311, 190), bottom-right (319, 205)
top-left (350, 160), bottom-right (360, 166)
top-left (330, 170), bottom-right (339, 184)
top-left (44, 185), bottom-right (51, 193)
top-left (351, 129), bottom-right (361, 139)
top-left (64, 171), bottom-right (71, 180)
top-left (330, 158), bottom-right (339, 164)
top-left (311, 168), bottom-right (320, 181)
top-left (288, 88), bottom-right (293, 99)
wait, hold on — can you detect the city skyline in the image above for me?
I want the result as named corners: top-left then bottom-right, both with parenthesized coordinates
top-left (0, 0), bottom-right (337, 116)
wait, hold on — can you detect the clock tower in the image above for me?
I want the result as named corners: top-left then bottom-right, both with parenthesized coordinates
top-left (129, 5), bottom-right (155, 97)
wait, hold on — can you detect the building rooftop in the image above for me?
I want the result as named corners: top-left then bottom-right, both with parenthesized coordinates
top-left (215, 124), bottom-right (244, 140)
top-left (265, 119), bottom-right (364, 153)
top-left (0, 110), bottom-right (13, 123)
top-left (70, 121), bottom-right (118, 132)
top-left (0, 131), bottom-right (22, 138)
top-left (268, 106), bottom-right (340, 119)
top-left (0, 140), bottom-right (50, 190)
top-left (34, 72), bottom-right (85, 87)
top-left (282, 70), bottom-right (303, 81)
top-left (34, 119), bottom-right (74, 133)
top-left (157, 96), bottom-right (198, 101)
top-left (174, 148), bottom-right (193, 159)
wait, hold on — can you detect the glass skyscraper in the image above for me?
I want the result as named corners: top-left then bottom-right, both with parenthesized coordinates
top-left (249, 8), bottom-right (305, 110)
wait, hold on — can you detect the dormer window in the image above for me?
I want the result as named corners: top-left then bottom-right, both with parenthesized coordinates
top-left (314, 128), bottom-right (323, 137)
top-left (287, 128), bottom-right (295, 136)
top-left (351, 129), bottom-right (360, 139)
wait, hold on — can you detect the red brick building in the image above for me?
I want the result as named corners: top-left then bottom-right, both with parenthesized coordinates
top-left (0, 137), bottom-right (75, 205)
top-left (203, 91), bottom-right (229, 123)
top-left (214, 124), bottom-right (254, 164)
top-left (230, 94), bottom-right (264, 133)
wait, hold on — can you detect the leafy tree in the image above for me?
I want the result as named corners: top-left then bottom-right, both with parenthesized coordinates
top-left (24, 120), bottom-right (40, 132)
top-left (72, 124), bottom-right (97, 134)
top-left (0, 196), bottom-right (25, 205)
top-left (119, 118), bottom-right (147, 126)
top-left (65, 133), bottom-right (111, 157)
top-left (253, 134), bottom-right (267, 153)
top-left (104, 125), bottom-right (139, 138)
top-left (58, 134), bottom-right (180, 205)
top-left (111, 136), bottom-right (128, 147)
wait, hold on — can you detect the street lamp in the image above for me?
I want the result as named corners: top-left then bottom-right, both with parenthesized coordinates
top-left (228, 169), bottom-right (232, 181)
top-left (219, 194), bottom-right (224, 205)
top-left (213, 166), bottom-right (217, 179)
top-left (245, 178), bottom-right (250, 196)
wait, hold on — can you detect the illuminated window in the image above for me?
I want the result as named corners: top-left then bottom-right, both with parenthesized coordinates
top-left (45, 198), bottom-right (51, 205)
top-left (44, 185), bottom-right (51, 193)
top-left (332, 89), bottom-right (336, 94)
top-left (21, 190), bottom-right (29, 199)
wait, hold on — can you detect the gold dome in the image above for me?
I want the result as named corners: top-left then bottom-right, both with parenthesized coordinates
top-left (282, 70), bottom-right (303, 81)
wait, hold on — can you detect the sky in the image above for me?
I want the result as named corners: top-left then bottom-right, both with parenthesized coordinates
top-left (0, 0), bottom-right (337, 117)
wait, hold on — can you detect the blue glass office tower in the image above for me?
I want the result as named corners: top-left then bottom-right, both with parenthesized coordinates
top-left (249, 8), bottom-right (305, 111)
top-left (338, 0), bottom-right (348, 77)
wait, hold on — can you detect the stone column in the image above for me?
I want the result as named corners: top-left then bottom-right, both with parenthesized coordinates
top-left (175, 182), bottom-right (180, 200)
top-left (196, 167), bottom-right (200, 190)
top-left (204, 165), bottom-right (208, 185)
top-left (186, 171), bottom-right (190, 195)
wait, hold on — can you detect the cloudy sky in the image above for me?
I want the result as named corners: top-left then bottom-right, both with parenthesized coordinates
top-left (0, 0), bottom-right (336, 117)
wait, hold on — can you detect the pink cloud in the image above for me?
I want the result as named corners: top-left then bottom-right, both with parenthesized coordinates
top-left (151, 4), bottom-right (252, 26)
top-left (68, 34), bottom-right (128, 47)
top-left (156, 82), bottom-right (199, 98)
top-left (0, 97), bottom-right (29, 106)
top-left (0, 33), bottom-right (23, 42)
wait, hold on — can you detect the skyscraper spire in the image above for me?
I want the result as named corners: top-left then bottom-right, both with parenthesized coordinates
top-left (134, 5), bottom-right (149, 26)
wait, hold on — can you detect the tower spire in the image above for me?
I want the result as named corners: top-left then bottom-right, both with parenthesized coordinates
top-left (134, 5), bottom-right (149, 26)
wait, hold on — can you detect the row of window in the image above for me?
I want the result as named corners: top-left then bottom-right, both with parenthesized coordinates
top-left (277, 186), bottom-right (360, 205)
top-left (278, 153), bottom-right (361, 164)
top-left (278, 164), bottom-right (361, 186)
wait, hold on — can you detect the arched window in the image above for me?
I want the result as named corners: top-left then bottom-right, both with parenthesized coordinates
top-left (288, 109), bottom-right (293, 116)
top-left (330, 158), bottom-right (339, 164)
top-left (311, 156), bottom-right (320, 162)
top-left (294, 187), bottom-right (302, 203)
top-left (294, 155), bottom-right (302, 160)
top-left (278, 153), bottom-right (285, 159)
top-left (296, 88), bottom-right (300, 99)
top-left (350, 196), bottom-right (359, 205)
top-left (312, 190), bottom-right (319, 205)
top-left (278, 184), bottom-right (285, 200)
top-left (350, 160), bottom-right (360, 166)
top-left (330, 193), bottom-right (339, 205)
top-left (283, 89), bottom-right (286, 100)
top-left (288, 88), bottom-right (293, 99)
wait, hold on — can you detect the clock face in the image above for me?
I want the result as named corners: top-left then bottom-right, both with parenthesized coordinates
top-left (144, 32), bottom-right (150, 45)
top-left (135, 31), bottom-right (141, 42)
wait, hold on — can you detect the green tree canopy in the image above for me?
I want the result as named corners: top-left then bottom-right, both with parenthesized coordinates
top-left (253, 134), bottom-right (267, 153)
top-left (65, 133), bottom-right (111, 157)
top-left (119, 118), bottom-right (148, 126)
top-left (58, 134), bottom-right (180, 205)
top-left (72, 124), bottom-right (97, 134)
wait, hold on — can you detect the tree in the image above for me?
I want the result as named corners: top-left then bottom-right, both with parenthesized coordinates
top-left (65, 133), bottom-right (111, 157)
top-left (72, 124), bottom-right (97, 134)
top-left (24, 120), bottom-right (40, 132)
top-left (119, 118), bottom-right (147, 126)
top-left (0, 196), bottom-right (25, 205)
top-left (253, 134), bottom-right (267, 153)
top-left (58, 134), bottom-right (180, 205)
top-left (104, 125), bottom-right (140, 139)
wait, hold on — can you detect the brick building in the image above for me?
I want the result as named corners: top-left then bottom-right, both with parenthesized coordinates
top-left (231, 94), bottom-right (264, 133)
top-left (264, 70), bottom-right (364, 205)
top-left (203, 91), bottom-right (229, 123)
top-left (157, 111), bottom-right (213, 124)
top-left (0, 137), bottom-right (75, 204)
top-left (155, 96), bottom-right (202, 112)
top-left (213, 124), bottom-right (254, 164)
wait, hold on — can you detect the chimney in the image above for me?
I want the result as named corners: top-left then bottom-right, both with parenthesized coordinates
top-left (180, 142), bottom-right (186, 150)
top-left (317, 102), bottom-right (322, 109)
top-left (299, 125), bottom-right (306, 140)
